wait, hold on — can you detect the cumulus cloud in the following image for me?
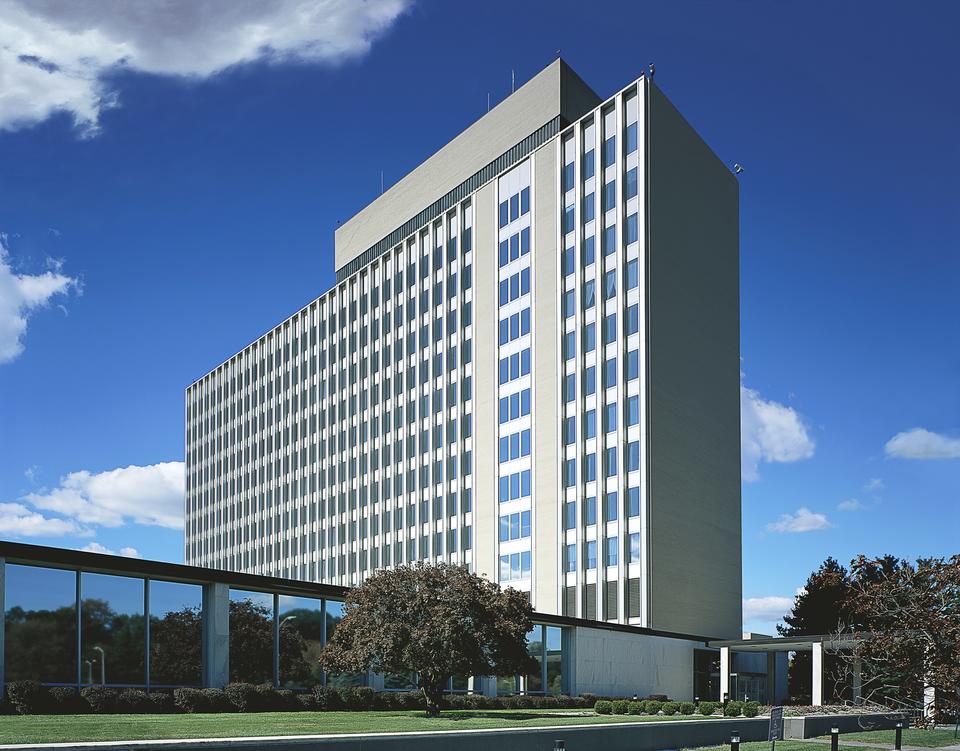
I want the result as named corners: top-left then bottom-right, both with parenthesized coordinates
top-left (24, 461), bottom-right (185, 529)
top-left (884, 428), bottom-right (960, 460)
top-left (864, 477), bottom-right (884, 492)
top-left (741, 379), bottom-right (815, 482)
top-left (0, 235), bottom-right (77, 363)
top-left (837, 498), bottom-right (865, 512)
top-left (742, 595), bottom-right (793, 624)
top-left (0, 501), bottom-right (88, 537)
top-left (766, 507), bottom-right (832, 534)
top-left (0, 0), bottom-right (410, 135)
top-left (78, 541), bottom-right (140, 558)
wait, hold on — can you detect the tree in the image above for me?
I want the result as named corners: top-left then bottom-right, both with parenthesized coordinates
top-left (319, 563), bottom-right (537, 716)
top-left (778, 557), bottom-right (853, 702)
top-left (836, 555), bottom-right (960, 721)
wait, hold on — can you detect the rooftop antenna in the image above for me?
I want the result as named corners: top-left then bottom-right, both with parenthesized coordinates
top-left (734, 163), bottom-right (744, 174)
top-left (487, 92), bottom-right (490, 112)
top-left (511, 69), bottom-right (515, 93)
top-left (648, 62), bottom-right (655, 78)
top-left (380, 170), bottom-right (384, 194)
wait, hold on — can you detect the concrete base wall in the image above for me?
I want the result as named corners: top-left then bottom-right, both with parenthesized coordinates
top-left (569, 626), bottom-right (701, 698)
top-left (783, 712), bottom-right (908, 739)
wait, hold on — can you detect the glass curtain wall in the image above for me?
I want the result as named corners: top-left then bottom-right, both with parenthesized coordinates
top-left (150, 580), bottom-right (202, 687)
top-left (278, 595), bottom-right (322, 688)
top-left (80, 573), bottom-right (145, 686)
top-left (229, 589), bottom-right (274, 684)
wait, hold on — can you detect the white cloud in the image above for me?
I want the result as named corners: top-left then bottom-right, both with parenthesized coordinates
top-left (837, 498), bottom-right (865, 511)
top-left (78, 541), bottom-right (140, 558)
top-left (864, 477), bottom-right (884, 492)
top-left (741, 379), bottom-right (815, 482)
top-left (0, 235), bottom-right (77, 363)
top-left (25, 461), bottom-right (184, 529)
top-left (0, 0), bottom-right (410, 135)
top-left (743, 595), bottom-right (793, 624)
top-left (885, 428), bottom-right (960, 460)
top-left (766, 507), bottom-right (832, 534)
top-left (0, 501), bottom-right (87, 537)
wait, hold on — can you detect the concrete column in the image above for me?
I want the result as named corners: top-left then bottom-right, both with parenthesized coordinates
top-left (851, 657), bottom-right (862, 705)
top-left (202, 582), bottom-right (230, 688)
top-left (811, 642), bottom-right (824, 706)
top-left (766, 651), bottom-right (778, 705)
top-left (719, 647), bottom-right (731, 702)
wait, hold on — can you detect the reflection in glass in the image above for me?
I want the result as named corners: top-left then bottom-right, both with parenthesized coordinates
top-left (4, 564), bottom-right (76, 683)
top-left (150, 580), bottom-right (202, 686)
top-left (526, 626), bottom-right (544, 693)
top-left (278, 595), bottom-right (321, 688)
top-left (229, 589), bottom-right (274, 684)
top-left (384, 672), bottom-right (417, 690)
top-left (81, 573), bottom-right (145, 686)
top-left (324, 600), bottom-right (365, 687)
top-left (497, 674), bottom-right (518, 695)
top-left (546, 626), bottom-right (563, 694)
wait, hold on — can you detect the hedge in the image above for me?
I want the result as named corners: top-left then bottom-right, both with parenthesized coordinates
top-left (595, 700), bottom-right (613, 715)
top-left (661, 701), bottom-right (679, 715)
top-left (2, 679), bottom-right (600, 716)
top-left (679, 701), bottom-right (696, 715)
top-left (698, 701), bottom-right (719, 716)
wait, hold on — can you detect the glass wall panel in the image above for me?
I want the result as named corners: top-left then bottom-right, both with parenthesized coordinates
top-left (229, 589), bottom-right (274, 684)
top-left (525, 626), bottom-right (544, 693)
top-left (278, 595), bottom-right (322, 688)
top-left (4, 564), bottom-right (76, 684)
top-left (149, 580), bottom-right (202, 686)
top-left (324, 600), bottom-right (365, 687)
top-left (81, 573), bottom-right (145, 686)
top-left (545, 626), bottom-right (563, 695)
top-left (384, 672), bottom-right (417, 690)
top-left (497, 675), bottom-right (518, 695)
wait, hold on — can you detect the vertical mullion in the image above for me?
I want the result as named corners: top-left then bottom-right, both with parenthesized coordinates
top-left (144, 578), bottom-right (151, 690)
top-left (272, 592), bottom-right (280, 687)
top-left (75, 570), bottom-right (82, 689)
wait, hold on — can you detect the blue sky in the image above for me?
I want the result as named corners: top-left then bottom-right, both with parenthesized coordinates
top-left (0, 0), bottom-right (956, 635)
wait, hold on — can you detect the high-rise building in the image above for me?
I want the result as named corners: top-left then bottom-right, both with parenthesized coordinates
top-left (184, 59), bottom-right (742, 643)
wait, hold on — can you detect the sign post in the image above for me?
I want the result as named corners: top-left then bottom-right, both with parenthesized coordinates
top-left (769, 706), bottom-right (785, 751)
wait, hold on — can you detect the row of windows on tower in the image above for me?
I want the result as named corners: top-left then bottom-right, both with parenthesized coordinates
top-left (564, 533), bottom-right (641, 572)
top-left (498, 186), bottom-right (531, 228)
top-left (563, 397), bottom-right (640, 442)
top-left (498, 227), bottom-right (531, 267)
top-left (562, 443), bottom-right (642, 487)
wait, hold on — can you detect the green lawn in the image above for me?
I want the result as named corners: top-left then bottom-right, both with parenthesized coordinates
top-left (687, 743), bottom-right (887, 751)
top-left (818, 729), bottom-right (960, 748)
top-left (0, 709), bottom-right (717, 744)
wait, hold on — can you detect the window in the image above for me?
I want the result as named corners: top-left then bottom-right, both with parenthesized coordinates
top-left (606, 536), bottom-right (619, 566)
top-left (584, 409), bottom-right (596, 440)
top-left (563, 291), bottom-right (575, 318)
top-left (626, 213), bottom-right (639, 245)
top-left (604, 358), bottom-right (617, 389)
top-left (583, 280), bottom-right (596, 310)
top-left (562, 246), bottom-right (575, 276)
top-left (627, 395), bottom-right (640, 426)
top-left (582, 236), bottom-right (595, 267)
top-left (584, 495), bottom-right (597, 526)
top-left (627, 349), bottom-right (639, 381)
top-left (563, 459), bottom-right (577, 488)
top-left (604, 403), bottom-right (617, 432)
top-left (564, 501), bottom-right (576, 530)
top-left (563, 331), bottom-right (576, 361)
top-left (604, 269), bottom-right (616, 300)
top-left (499, 200), bottom-right (509, 228)
top-left (626, 258), bottom-right (639, 289)
top-left (582, 193), bottom-right (595, 223)
top-left (603, 314), bottom-right (617, 344)
top-left (583, 322), bottom-right (596, 353)
top-left (585, 540), bottom-right (597, 570)
top-left (584, 453), bottom-right (597, 482)
top-left (499, 511), bottom-right (531, 541)
top-left (627, 304), bottom-right (639, 335)
top-left (564, 544), bottom-right (577, 573)
top-left (602, 180), bottom-right (616, 212)
top-left (603, 224), bottom-right (616, 255)
top-left (564, 373), bottom-right (576, 402)
top-left (627, 441), bottom-right (640, 472)
top-left (625, 167), bottom-right (638, 199)
top-left (563, 416), bottom-right (576, 445)
top-left (584, 366), bottom-right (596, 396)
top-left (628, 486), bottom-right (640, 517)
top-left (629, 533), bottom-right (641, 563)
top-left (605, 446), bottom-right (617, 476)
top-left (605, 491), bottom-right (619, 521)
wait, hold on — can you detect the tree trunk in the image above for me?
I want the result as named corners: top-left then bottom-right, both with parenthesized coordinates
top-left (421, 678), bottom-right (445, 717)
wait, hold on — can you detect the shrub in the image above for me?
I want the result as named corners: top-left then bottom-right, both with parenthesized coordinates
top-left (679, 701), bottom-right (696, 715)
top-left (148, 692), bottom-right (175, 713)
top-left (642, 699), bottom-right (663, 715)
top-left (116, 688), bottom-right (151, 713)
top-left (627, 701), bottom-right (643, 715)
top-left (663, 701), bottom-right (680, 715)
top-left (48, 686), bottom-right (83, 714)
top-left (297, 693), bottom-right (317, 711)
top-left (311, 685), bottom-right (342, 711)
top-left (225, 683), bottom-right (258, 712)
top-left (80, 686), bottom-right (118, 714)
top-left (338, 686), bottom-right (376, 711)
top-left (699, 701), bottom-right (718, 716)
top-left (744, 701), bottom-right (760, 718)
top-left (595, 699), bottom-right (613, 715)
top-left (6, 680), bottom-right (43, 715)
top-left (173, 687), bottom-right (206, 713)
top-left (724, 700), bottom-right (744, 717)
top-left (612, 699), bottom-right (630, 715)
top-left (202, 688), bottom-right (232, 712)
